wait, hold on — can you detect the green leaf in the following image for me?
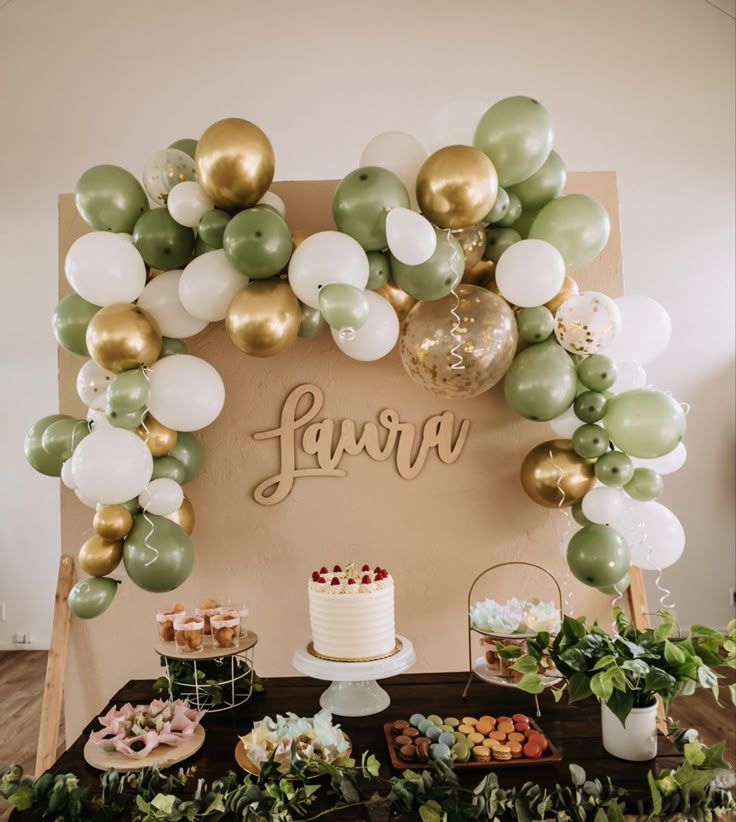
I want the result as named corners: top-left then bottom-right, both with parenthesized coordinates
top-left (594, 809), bottom-right (608, 822)
top-left (419, 800), bottom-right (444, 822)
top-left (551, 687), bottom-right (566, 702)
top-left (592, 655), bottom-right (617, 671)
top-left (563, 615), bottom-right (587, 640)
top-left (569, 764), bottom-right (586, 787)
top-left (620, 658), bottom-right (649, 677)
top-left (606, 798), bottom-right (626, 822)
top-left (729, 682), bottom-right (736, 704)
top-left (516, 672), bottom-right (545, 694)
top-left (684, 741), bottom-right (706, 766)
top-left (363, 753), bottom-right (380, 777)
top-left (511, 655), bottom-right (540, 674)
top-left (697, 665), bottom-right (718, 692)
top-left (514, 797), bottom-right (533, 822)
top-left (590, 672), bottom-right (614, 702)
top-left (606, 689), bottom-right (635, 726)
top-left (647, 771), bottom-right (662, 815)
top-left (568, 672), bottom-right (593, 702)
top-left (700, 740), bottom-right (729, 770)
top-left (664, 640), bottom-right (687, 665)
top-left (7, 785), bottom-right (33, 811)
top-left (644, 666), bottom-right (677, 693)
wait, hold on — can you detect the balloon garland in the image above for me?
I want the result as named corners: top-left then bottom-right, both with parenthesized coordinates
top-left (26, 98), bottom-right (687, 619)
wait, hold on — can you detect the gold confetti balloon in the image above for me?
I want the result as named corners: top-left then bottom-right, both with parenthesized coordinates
top-left (451, 223), bottom-right (487, 273)
top-left (553, 291), bottom-right (622, 355)
top-left (544, 273), bottom-right (579, 316)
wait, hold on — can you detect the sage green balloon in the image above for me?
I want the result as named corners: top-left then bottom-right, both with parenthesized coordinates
top-left (574, 391), bottom-right (607, 423)
top-left (159, 337), bottom-right (188, 358)
top-left (24, 414), bottom-right (72, 476)
top-left (223, 206), bottom-right (292, 278)
top-left (517, 306), bottom-right (554, 343)
top-left (572, 500), bottom-right (594, 527)
top-left (530, 194), bottom-right (610, 266)
top-left (106, 405), bottom-right (146, 430)
top-left (604, 389), bottom-right (686, 458)
top-left (595, 451), bottom-right (634, 487)
top-left (75, 165), bottom-right (149, 233)
top-left (107, 369), bottom-right (150, 413)
top-left (624, 467), bottom-right (663, 501)
top-left (503, 339), bottom-right (577, 421)
top-left (366, 251), bottom-right (390, 290)
top-left (483, 187), bottom-right (509, 223)
top-left (169, 138), bottom-right (198, 159)
top-left (495, 191), bottom-right (522, 227)
top-left (473, 96), bottom-right (554, 187)
top-left (152, 455), bottom-right (187, 483)
top-left (194, 234), bottom-right (218, 257)
top-left (119, 498), bottom-right (141, 516)
top-left (298, 302), bottom-right (326, 338)
top-left (483, 228), bottom-right (521, 263)
top-left (133, 208), bottom-right (195, 270)
top-left (332, 166), bottom-right (409, 250)
top-left (41, 418), bottom-right (89, 461)
top-left (567, 524), bottom-right (630, 587)
top-left (508, 150), bottom-right (566, 210)
top-left (168, 432), bottom-right (203, 483)
top-left (318, 283), bottom-right (369, 332)
top-left (123, 514), bottom-right (194, 593)
top-left (68, 577), bottom-right (119, 619)
top-left (511, 208), bottom-right (539, 239)
top-left (198, 209), bottom-right (231, 249)
top-left (577, 354), bottom-right (617, 392)
top-left (598, 570), bottom-right (631, 596)
top-left (572, 423), bottom-right (610, 459)
top-left (391, 229), bottom-right (463, 301)
top-left (51, 293), bottom-right (100, 357)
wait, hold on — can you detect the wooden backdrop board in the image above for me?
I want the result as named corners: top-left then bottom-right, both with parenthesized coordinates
top-left (59, 173), bottom-right (623, 744)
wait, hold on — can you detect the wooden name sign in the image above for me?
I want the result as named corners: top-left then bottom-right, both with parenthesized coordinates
top-left (252, 384), bottom-right (470, 505)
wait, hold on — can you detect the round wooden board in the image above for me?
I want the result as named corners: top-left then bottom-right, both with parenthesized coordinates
top-left (83, 724), bottom-right (206, 772)
top-left (235, 733), bottom-right (351, 776)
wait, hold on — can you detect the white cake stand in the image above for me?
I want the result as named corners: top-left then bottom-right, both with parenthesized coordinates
top-left (292, 635), bottom-right (416, 717)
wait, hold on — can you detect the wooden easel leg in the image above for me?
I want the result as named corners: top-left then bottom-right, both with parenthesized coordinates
top-left (35, 554), bottom-right (74, 776)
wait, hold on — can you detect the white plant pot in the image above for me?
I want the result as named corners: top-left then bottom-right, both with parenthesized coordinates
top-left (601, 700), bottom-right (658, 761)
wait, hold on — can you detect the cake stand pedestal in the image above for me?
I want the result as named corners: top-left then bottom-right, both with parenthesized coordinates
top-left (291, 635), bottom-right (415, 717)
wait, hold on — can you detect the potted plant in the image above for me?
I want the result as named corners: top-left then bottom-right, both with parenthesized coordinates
top-left (513, 608), bottom-right (736, 761)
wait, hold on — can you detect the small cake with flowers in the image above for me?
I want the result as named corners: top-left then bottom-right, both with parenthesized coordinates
top-left (308, 562), bottom-right (396, 661)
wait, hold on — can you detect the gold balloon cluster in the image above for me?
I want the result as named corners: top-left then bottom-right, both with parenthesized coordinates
top-left (375, 279), bottom-right (417, 323)
top-left (78, 504), bottom-right (134, 577)
top-left (166, 495), bottom-right (195, 535)
top-left (86, 304), bottom-right (161, 373)
top-left (135, 415), bottom-right (177, 456)
top-left (520, 439), bottom-right (595, 508)
top-left (226, 280), bottom-right (301, 357)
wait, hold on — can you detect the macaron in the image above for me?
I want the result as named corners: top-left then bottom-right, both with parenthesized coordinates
top-left (478, 715), bottom-right (495, 724)
top-left (439, 724), bottom-right (454, 733)
top-left (514, 722), bottom-right (530, 733)
top-left (458, 724), bottom-right (476, 736)
top-left (462, 716), bottom-right (478, 727)
top-left (523, 739), bottom-right (542, 759)
top-left (425, 725), bottom-right (441, 741)
top-left (508, 740), bottom-right (523, 758)
top-left (391, 720), bottom-right (410, 735)
top-left (452, 742), bottom-right (471, 763)
top-left (468, 731), bottom-right (484, 745)
top-left (508, 732), bottom-right (525, 743)
top-left (444, 717), bottom-right (460, 728)
top-left (471, 745), bottom-right (491, 762)
top-left (399, 743), bottom-right (417, 761)
top-left (404, 727), bottom-right (419, 739)
top-left (475, 719), bottom-right (494, 736)
top-left (512, 713), bottom-right (529, 724)
top-left (438, 732), bottom-right (456, 747)
top-left (492, 744), bottom-right (512, 761)
top-left (452, 731), bottom-right (468, 744)
top-left (394, 734), bottom-right (412, 748)
top-left (430, 743), bottom-right (451, 761)
top-left (497, 716), bottom-right (513, 725)
top-left (527, 731), bottom-right (548, 752)
top-left (490, 730), bottom-right (507, 741)
top-left (427, 714), bottom-right (443, 726)
top-left (417, 719), bottom-right (433, 735)
top-left (409, 713), bottom-right (425, 727)
top-left (481, 737), bottom-right (499, 749)
top-left (498, 721), bottom-right (515, 735)
top-left (415, 737), bottom-right (431, 763)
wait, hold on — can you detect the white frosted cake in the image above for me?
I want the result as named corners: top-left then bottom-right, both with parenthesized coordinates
top-left (308, 563), bottom-right (396, 661)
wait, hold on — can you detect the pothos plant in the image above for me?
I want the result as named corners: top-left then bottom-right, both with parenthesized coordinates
top-left (153, 656), bottom-right (264, 708)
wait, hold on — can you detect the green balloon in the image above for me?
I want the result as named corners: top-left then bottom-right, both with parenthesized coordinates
top-left (168, 433), bottom-right (203, 483)
top-left (133, 208), bottom-right (195, 270)
top-left (198, 209), bottom-right (231, 249)
top-left (571, 500), bottom-right (594, 527)
top-left (106, 405), bottom-right (146, 430)
top-left (517, 306), bottom-right (554, 343)
top-left (483, 187), bottom-right (510, 223)
top-left (483, 228), bottom-right (521, 263)
top-left (123, 515), bottom-right (194, 593)
top-left (75, 165), bottom-right (149, 233)
top-left (107, 369), bottom-right (150, 413)
top-left (24, 414), bottom-right (73, 476)
top-left (332, 166), bottom-right (409, 250)
top-left (152, 455), bottom-right (187, 483)
top-left (159, 337), bottom-right (188, 358)
top-left (318, 283), bottom-right (369, 331)
top-left (223, 206), bottom-right (292, 278)
top-left (51, 293), bottom-right (100, 357)
top-left (41, 418), bottom-right (89, 461)
top-left (508, 150), bottom-right (566, 211)
top-left (597, 570), bottom-right (631, 596)
top-left (366, 251), bottom-right (390, 290)
top-left (604, 389), bottom-right (686, 458)
top-left (494, 191), bottom-right (522, 227)
top-left (298, 302), bottom-right (326, 338)
top-left (503, 339), bottom-right (577, 421)
top-left (574, 391), bottom-right (607, 423)
top-left (473, 96), bottom-right (554, 187)
top-left (119, 498), bottom-right (141, 516)
top-left (194, 234), bottom-right (218, 257)
top-left (391, 229), bottom-right (463, 301)
top-left (595, 451), bottom-right (634, 487)
top-left (168, 138), bottom-right (198, 159)
top-left (511, 208), bottom-right (540, 240)
top-left (577, 354), bottom-right (617, 392)
top-left (572, 424), bottom-right (610, 459)
top-left (529, 194), bottom-right (610, 266)
top-left (567, 524), bottom-right (630, 587)
top-left (624, 467), bottom-right (663, 501)
top-left (68, 577), bottom-right (119, 619)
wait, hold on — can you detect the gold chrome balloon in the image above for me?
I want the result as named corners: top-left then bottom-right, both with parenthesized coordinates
top-left (226, 280), bottom-right (300, 357)
top-left (86, 304), bottom-right (162, 373)
top-left (93, 504), bottom-right (134, 541)
top-left (463, 259), bottom-right (495, 287)
top-left (452, 223), bottom-right (487, 273)
top-left (520, 439), bottom-right (596, 508)
top-left (135, 415), bottom-right (178, 456)
top-left (544, 274), bottom-right (579, 316)
top-left (375, 278), bottom-right (417, 323)
top-left (78, 534), bottom-right (124, 577)
top-left (165, 495), bottom-right (195, 535)
top-left (416, 146), bottom-right (498, 229)
top-left (195, 118), bottom-right (275, 212)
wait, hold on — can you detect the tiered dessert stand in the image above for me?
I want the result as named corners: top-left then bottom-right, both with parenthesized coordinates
top-left (292, 635), bottom-right (416, 716)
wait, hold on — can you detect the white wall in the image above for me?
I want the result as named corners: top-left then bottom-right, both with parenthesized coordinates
top-left (0, 0), bottom-right (733, 650)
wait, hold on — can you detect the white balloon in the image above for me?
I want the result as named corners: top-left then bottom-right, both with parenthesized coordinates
top-left (166, 181), bottom-right (214, 228)
top-left (139, 478), bottom-right (183, 516)
top-left (77, 360), bottom-right (115, 410)
top-left (72, 428), bottom-right (153, 505)
top-left (65, 232), bottom-right (146, 306)
top-left (148, 354), bottom-right (225, 431)
top-left (631, 442), bottom-right (687, 475)
top-left (142, 148), bottom-right (196, 205)
top-left (288, 231), bottom-right (369, 309)
top-left (582, 486), bottom-right (628, 526)
top-left (137, 270), bottom-right (208, 338)
top-left (427, 98), bottom-right (489, 151)
top-left (548, 406), bottom-right (583, 438)
top-left (87, 407), bottom-right (112, 431)
top-left (616, 500), bottom-right (685, 570)
top-left (61, 459), bottom-right (77, 489)
top-left (609, 361), bottom-right (647, 394)
top-left (554, 291), bottom-right (622, 354)
top-left (178, 250), bottom-right (247, 322)
top-left (360, 131), bottom-right (428, 209)
top-left (75, 487), bottom-right (99, 509)
top-left (332, 291), bottom-right (399, 361)
top-left (257, 191), bottom-right (286, 219)
top-left (495, 239), bottom-right (565, 307)
top-left (385, 208), bottom-right (437, 265)
top-left (604, 295), bottom-right (672, 365)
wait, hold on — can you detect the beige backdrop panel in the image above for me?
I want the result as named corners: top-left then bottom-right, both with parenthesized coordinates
top-left (59, 173), bottom-right (622, 743)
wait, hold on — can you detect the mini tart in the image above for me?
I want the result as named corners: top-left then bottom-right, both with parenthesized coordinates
top-left (471, 745), bottom-right (491, 762)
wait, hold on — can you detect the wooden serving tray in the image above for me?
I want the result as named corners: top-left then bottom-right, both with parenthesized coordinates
top-left (383, 719), bottom-right (562, 770)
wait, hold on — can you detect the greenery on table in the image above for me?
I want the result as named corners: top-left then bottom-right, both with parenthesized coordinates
top-left (153, 656), bottom-right (264, 708)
